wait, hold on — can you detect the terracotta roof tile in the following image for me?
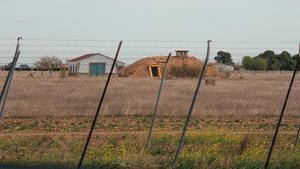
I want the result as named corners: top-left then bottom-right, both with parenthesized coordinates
top-left (68, 53), bottom-right (98, 62)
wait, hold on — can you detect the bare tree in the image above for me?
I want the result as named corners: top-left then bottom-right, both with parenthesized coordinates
top-left (35, 56), bottom-right (63, 77)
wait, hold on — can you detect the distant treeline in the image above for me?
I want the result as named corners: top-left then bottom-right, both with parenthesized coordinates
top-left (2, 67), bottom-right (66, 71)
top-left (215, 50), bottom-right (300, 71)
top-left (242, 51), bottom-right (299, 70)
top-left (2, 56), bottom-right (67, 71)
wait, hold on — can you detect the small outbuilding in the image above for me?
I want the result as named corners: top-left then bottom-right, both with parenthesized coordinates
top-left (214, 62), bottom-right (234, 72)
top-left (67, 53), bottom-right (125, 76)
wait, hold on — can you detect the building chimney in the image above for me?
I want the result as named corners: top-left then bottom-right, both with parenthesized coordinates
top-left (175, 50), bottom-right (189, 57)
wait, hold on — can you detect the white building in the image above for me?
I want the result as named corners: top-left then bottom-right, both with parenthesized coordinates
top-left (215, 62), bottom-right (234, 72)
top-left (67, 53), bottom-right (125, 76)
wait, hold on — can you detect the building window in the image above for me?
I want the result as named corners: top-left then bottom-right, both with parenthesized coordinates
top-left (69, 65), bottom-right (78, 73)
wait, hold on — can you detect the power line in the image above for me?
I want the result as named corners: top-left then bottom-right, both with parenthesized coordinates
top-left (0, 38), bottom-right (298, 44)
top-left (0, 44), bottom-right (298, 50)
top-left (213, 40), bottom-right (299, 44)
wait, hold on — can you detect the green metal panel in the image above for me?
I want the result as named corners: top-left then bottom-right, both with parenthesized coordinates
top-left (89, 63), bottom-right (105, 76)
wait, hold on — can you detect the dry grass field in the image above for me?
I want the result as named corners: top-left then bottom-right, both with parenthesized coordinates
top-left (0, 70), bottom-right (299, 117)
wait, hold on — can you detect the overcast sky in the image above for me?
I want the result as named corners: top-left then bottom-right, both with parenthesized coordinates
top-left (0, 0), bottom-right (300, 64)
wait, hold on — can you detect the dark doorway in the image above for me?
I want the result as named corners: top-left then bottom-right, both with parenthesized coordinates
top-left (151, 66), bottom-right (159, 77)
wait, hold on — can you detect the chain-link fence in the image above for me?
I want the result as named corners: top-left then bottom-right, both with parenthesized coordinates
top-left (0, 39), bottom-right (299, 117)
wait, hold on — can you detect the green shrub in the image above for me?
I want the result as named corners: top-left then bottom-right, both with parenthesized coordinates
top-left (242, 57), bottom-right (267, 70)
top-left (170, 64), bottom-right (200, 78)
top-left (251, 58), bottom-right (267, 70)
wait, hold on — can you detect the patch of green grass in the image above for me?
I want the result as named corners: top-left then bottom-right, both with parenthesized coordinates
top-left (1, 116), bottom-right (300, 168)
top-left (2, 132), bottom-right (299, 169)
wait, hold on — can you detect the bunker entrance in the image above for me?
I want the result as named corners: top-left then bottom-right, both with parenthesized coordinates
top-left (149, 65), bottom-right (161, 78)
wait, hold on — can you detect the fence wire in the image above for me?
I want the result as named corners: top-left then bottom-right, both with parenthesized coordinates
top-left (0, 39), bottom-right (299, 118)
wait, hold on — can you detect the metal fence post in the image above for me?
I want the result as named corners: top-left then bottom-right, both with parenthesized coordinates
top-left (296, 126), bottom-right (300, 144)
top-left (264, 57), bottom-right (298, 169)
top-left (296, 43), bottom-right (300, 145)
top-left (0, 52), bottom-right (19, 116)
top-left (295, 43), bottom-right (300, 146)
top-left (172, 40), bottom-right (211, 167)
top-left (77, 41), bottom-right (123, 169)
top-left (0, 37), bottom-right (22, 118)
top-left (146, 53), bottom-right (172, 148)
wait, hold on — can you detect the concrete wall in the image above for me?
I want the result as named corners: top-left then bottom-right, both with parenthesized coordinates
top-left (215, 63), bottom-right (234, 72)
